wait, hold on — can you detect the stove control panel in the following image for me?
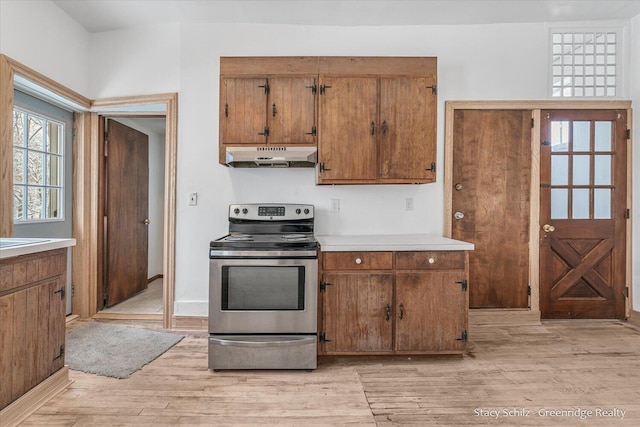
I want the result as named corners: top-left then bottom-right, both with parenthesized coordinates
top-left (229, 204), bottom-right (314, 221)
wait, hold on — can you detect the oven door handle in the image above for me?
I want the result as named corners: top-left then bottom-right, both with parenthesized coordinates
top-left (210, 336), bottom-right (317, 347)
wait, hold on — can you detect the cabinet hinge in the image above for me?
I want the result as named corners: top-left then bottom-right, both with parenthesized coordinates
top-left (320, 281), bottom-right (332, 292)
top-left (306, 84), bottom-right (317, 94)
top-left (306, 126), bottom-right (317, 136)
top-left (541, 140), bottom-right (551, 146)
top-left (531, 118), bottom-right (535, 128)
top-left (224, 103), bottom-right (229, 118)
top-left (426, 85), bottom-right (437, 95)
top-left (319, 163), bottom-right (332, 173)
top-left (258, 127), bottom-right (270, 136)
top-left (425, 162), bottom-right (436, 173)
top-left (54, 287), bottom-right (65, 300)
top-left (625, 287), bottom-right (630, 298)
top-left (258, 83), bottom-right (270, 94)
top-left (53, 345), bottom-right (65, 361)
top-left (455, 279), bottom-right (468, 292)
top-left (319, 84), bottom-right (332, 95)
top-left (626, 208), bottom-right (630, 219)
top-left (319, 332), bottom-right (332, 343)
top-left (455, 330), bottom-right (468, 342)
top-left (527, 285), bottom-right (531, 296)
top-left (626, 129), bottom-right (631, 140)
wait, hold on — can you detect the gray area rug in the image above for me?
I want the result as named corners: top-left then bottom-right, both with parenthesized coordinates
top-left (65, 322), bottom-right (184, 379)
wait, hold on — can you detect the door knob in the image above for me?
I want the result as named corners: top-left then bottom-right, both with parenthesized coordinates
top-left (143, 218), bottom-right (151, 225)
top-left (542, 224), bottom-right (555, 233)
top-left (454, 211), bottom-right (464, 220)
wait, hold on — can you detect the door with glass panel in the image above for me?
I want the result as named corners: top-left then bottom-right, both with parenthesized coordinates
top-left (540, 110), bottom-right (627, 319)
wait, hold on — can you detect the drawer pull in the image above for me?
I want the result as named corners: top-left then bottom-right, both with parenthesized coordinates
top-left (385, 304), bottom-right (391, 321)
top-left (355, 258), bottom-right (362, 265)
top-left (428, 257), bottom-right (435, 264)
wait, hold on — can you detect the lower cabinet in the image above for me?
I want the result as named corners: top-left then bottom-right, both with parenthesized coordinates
top-left (320, 250), bottom-right (468, 355)
top-left (0, 249), bottom-right (67, 410)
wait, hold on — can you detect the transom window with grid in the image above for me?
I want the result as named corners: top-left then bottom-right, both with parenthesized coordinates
top-left (550, 29), bottom-right (620, 98)
top-left (13, 108), bottom-right (65, 222)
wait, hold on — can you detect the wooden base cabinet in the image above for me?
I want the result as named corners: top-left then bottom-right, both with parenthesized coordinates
top-left (320, 250), bottom-right (468, 355)
top-left (0, 249), bottom-right (67, 410)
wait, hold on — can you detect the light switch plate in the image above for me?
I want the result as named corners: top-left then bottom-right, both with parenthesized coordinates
top-left (189, 192), bottom-right (198, 206)
top-left (331, 198), bottom-right (340, 213)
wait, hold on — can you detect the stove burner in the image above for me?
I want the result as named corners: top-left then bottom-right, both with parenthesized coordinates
top-left (281, 234), bottom-right (309, 241)
top-left (226, 234), bottom-right (253, 241)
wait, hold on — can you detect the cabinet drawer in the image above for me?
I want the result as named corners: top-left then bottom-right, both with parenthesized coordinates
top-left (396, 251), bottom-right (465, 270)
top-left (323, 252), bottom-right (393, 270)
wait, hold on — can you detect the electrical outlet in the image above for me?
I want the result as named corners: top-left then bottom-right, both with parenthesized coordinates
top-left (405, 197), bottom-right (414, 211)
top-left (189, 192), bottom-right (198, 206)
top-left (331, 198), bottom-right (340, 213)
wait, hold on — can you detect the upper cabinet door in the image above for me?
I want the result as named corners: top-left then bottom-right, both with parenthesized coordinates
top-left (318, 76), bottom-right (378, 182)
top-left (220, 77), bottom-right (268, 144)
top-left (379, 76), bottom-right (436, 181)
top-left (269, 77), bottom-right (316, 144)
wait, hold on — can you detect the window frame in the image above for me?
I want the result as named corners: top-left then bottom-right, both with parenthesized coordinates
top-left (13, 106), bottom-right (66, 224)
top-left (548, 25), bottom-right (625, 100)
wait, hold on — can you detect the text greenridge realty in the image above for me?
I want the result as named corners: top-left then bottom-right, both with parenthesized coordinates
top-left (474, 407), bottom-right (626, 420)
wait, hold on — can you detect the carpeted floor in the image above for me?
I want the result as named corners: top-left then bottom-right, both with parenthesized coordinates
top-left (65, 321), bottom-right (184, 378)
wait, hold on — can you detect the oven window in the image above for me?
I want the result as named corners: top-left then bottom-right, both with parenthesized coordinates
top-left (221, 266), bottom-right (305, 310)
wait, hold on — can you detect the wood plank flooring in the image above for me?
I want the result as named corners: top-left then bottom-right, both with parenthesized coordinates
top-left (18, 320), bottom-right (640, 426)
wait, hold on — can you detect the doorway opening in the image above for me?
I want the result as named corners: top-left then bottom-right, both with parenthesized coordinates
top-left (97, 117), bottom-right (166, 319)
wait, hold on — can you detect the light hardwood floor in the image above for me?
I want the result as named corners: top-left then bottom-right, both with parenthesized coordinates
top-left (19, 320), bottom-right (640, 426)
top-left (99, 279), bottom-right (163, 315)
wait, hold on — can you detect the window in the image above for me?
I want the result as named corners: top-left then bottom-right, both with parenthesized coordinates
top-left (550, 29), bottom-right (620, 98)
top-left (13, 108), bottom-right (65, 222)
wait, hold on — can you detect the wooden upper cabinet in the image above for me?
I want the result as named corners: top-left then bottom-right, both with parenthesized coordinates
top-left (220, 77), bottom-right (268, 145)
top-left (316, 57), bottom-right (437, 185)
top-left (317, 77), bottom-right (378, 181)
top-left (269, 77), bottom-right (317, 144)
top-left (379, 76), bottom-right (436, 181)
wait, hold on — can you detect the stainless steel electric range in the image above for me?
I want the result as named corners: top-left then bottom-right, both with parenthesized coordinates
top-left (208, 203), bottom-right (318, 371)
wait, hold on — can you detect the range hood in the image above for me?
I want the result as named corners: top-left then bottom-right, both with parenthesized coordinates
top-left (225, 146), bottom-right (317, 168)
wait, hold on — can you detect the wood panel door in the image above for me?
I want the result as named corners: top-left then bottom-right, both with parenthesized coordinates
top-left (395, 271), bottom-right (467, 352)
top-left (269, 77), bottom-right (316, 144)
top-left (220, 77), bottom-right (267, 144)
top-left (451, 110), bottom-right (531, 308)
top-left (540, 110), bottom-right (627, 319)
top-left (317, 76), bottom-right (378, 182)
top-left (105, 120), bottom-right (149, 307)
top-left (321, 272), bottom-right (393, 353)
top-left (379, 76), bottom-right (436, 181)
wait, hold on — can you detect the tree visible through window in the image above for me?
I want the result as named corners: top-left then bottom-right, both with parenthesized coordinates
top-left (13, 108), bottom-right (64, 222)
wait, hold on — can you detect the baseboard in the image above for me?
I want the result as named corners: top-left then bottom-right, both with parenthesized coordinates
top-left (469, 308), bottom-right (541, 328)
top-left (172, 315), bottom-right (208, 331)
top-left (147, 274), bottom-right (163, 284)
top-left (92, 312), bottom-right (163, 321)
top-left (628, 310), bottom-right (640, 327)
top-left (0, 366), bottom-right (72, 427)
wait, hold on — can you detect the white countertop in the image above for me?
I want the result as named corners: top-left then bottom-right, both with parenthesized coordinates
top-left (0, 238), bottom-right (76, 259)
top-left (316, 234), bottom-right (474, 252)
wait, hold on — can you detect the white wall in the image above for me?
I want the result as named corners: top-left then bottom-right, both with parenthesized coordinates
top-left (0, 0), bottom-right (90, 95)
top-left (631, 14), bottom-right (640, 312)
top-left (173, 22), bottom-right (546, 315)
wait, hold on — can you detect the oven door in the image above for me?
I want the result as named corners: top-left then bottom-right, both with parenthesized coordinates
top-left (209, 256), bottom-right (317, 334)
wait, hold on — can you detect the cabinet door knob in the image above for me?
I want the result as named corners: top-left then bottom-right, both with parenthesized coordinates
top-left (355, 258), bottom-right (362, 265)
top-left (428, 257), bottom-right (435, 264)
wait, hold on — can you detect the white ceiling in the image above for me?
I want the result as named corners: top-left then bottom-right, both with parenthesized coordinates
top-left (54, 0), bottom-right (640, 33)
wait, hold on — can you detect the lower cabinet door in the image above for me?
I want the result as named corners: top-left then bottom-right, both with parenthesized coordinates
top-left (395, 271), bottom-right (467, 352)
top-left (322, 273), bottom-right (394, 353)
